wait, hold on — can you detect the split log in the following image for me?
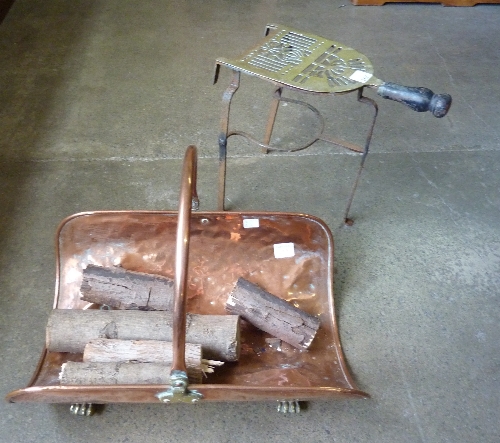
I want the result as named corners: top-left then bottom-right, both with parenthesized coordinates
top-left (225, 278), bottom-right (320, 350)
top-left (82, 339), bottom-right (223, 380)
top-left (83, 339), bottom-right (201, 364)
top-left (46, 310), bottom-right (240, 361)
top-left (59, 361), bottom-right (199, 385)
top-left (80, 265), bottom-right (173, 311)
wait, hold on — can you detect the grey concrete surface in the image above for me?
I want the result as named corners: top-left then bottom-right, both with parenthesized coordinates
top-left (1, 1), bottom-right (499, 442)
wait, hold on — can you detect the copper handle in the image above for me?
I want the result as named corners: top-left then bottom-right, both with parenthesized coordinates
top-left (171, 145), bottom-right (198, 374)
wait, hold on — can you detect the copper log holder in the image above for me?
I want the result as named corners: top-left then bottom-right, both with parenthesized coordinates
top-left (6, 146), bottom-right (368, 411)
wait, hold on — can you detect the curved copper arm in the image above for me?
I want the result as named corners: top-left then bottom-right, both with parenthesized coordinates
top-left (171, 145), bottom-right (198, 374)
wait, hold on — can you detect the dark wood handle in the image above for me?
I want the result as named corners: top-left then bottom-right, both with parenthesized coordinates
top-left (377, 82), bottom-right (452, 118)
top-left (171, 146), bottom-right (198, 375)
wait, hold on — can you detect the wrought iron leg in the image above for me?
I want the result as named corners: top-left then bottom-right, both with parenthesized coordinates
top-left (262, 87), bottom-right (283, 154)
top-left (218, 70), bottom-right (240, 211)
top-left (343, 88), bottom-right (378, 226)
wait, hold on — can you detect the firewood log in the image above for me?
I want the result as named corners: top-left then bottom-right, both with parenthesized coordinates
top-left (83, 339), bottom-right (201, 364)
top-left (82, 339), bottom-right (223, 379)
top-left (80, 265), bottom-right (174, 311)
top-left (46, 310), bottom-right (240, 361)
top-left (60, 361), bottom-right (199, 385)
top-left (225, 278), bottom-right (320, 350)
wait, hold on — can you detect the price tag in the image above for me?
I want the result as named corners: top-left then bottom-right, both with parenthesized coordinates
top-left (273, 242), bottom-right (295, 259)
top-left (349, 70), bottom-right (372, 83)
top-left (243, 219), bottom-right (260, 228)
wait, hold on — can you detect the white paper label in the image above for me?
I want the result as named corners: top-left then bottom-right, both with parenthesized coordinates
top-left (273, 242), bottom-right (295, 259)
top-left (243, 218), bottom-right (260, 228)
top-left (349, 70), bottom-right (372, 83)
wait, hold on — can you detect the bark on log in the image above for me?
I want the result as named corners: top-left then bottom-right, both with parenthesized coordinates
top-left (225, 278), bottom-right (320, 350)
top-left (59, 361), bottom-right (202, 385)
top-left (46, 310), bottom-right (240, 361)
top-left (81, 340), bottom-right (222, 383)
top-left (83, 339), bottom-right (201, 365)
top-left (80, 265), bottom-right (174, 311)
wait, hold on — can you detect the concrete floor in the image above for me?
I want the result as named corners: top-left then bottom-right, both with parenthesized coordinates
top-left (1, 1), bottom-right (499, 442)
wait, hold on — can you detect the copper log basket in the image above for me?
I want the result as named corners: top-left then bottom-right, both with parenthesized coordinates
top-left (6, 146), bottom-right (368, 409)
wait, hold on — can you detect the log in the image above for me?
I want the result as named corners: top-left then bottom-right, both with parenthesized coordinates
top-left (59, 361), bottom-right (198, 385)
top-left (82, 339), bottom-right (223, 380)
top-left (46, 310), bottom-right (240, 361)
top-left (225, 278), bottom-right (320, 350)
top-left (80, 265), bottom-right (174, 311)
top-left (83, 339), bottom-right (201, 364)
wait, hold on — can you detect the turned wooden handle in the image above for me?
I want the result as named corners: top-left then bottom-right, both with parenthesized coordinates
top-left (171, 145), bottom-right (198, 375)
top-left (376, 82), bottom-right (452, 118)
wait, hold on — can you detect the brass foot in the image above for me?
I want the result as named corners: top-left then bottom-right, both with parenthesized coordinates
top-left (69, 403), bottom-right (96, 416)
top-left (277, 400), bottom-right (301, 413)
